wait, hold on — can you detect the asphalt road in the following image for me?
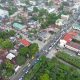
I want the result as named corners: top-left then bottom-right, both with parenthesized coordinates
top-left (10, 7), bottom-right (80, 80)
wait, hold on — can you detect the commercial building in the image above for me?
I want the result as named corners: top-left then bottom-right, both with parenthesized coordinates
top-left (59, 31), bottom-right (80, 52)
top-left (59, 31), bottom-right (77, 47)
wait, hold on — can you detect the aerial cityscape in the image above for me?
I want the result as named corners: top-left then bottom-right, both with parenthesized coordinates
top-left (0, 0), bottom-right (80, 80)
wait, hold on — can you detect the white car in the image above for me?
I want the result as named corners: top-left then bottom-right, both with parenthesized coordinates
top-left (25, 70), bottom-right (28, 74)
top-left (77, 53), bottom-right (80, 56)
top-left (49, 46), bottom-right (52, 50)
top-left (19, 77), bottom-right (23, 80)
top-left (37, 58), bottom-right (39, 61)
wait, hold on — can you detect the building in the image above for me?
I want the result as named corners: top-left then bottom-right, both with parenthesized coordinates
top-left (65, 42), bottom-right (80, 52)
top-left (53, 0), bottom-right (62, 5)
top-left (0, 9), bottom-right (9, 21)
top-left (38, 31), bottom-right (50, 42)
top-left (59, 31), bottom-right (77, 47)
top-left (55, 19), bottom-right (64, 26)
top-left (59, 39), bottom-right (67, 48)
top-left (73, 23), bottom-right (80, 31)
top-left (61, 14), bottom-right (69, 20)
top-left (59, 31), bottom-right (80, 52)
top-left (19, 39), bottom-right (31, 47)
top-left (63, 33), bottom-right (73, 43)
top-left (6, 53), bottom-right (15, 60)
top-left (9, 49), bottom-right (18, 56)
top-left (12, 22), bottom-right (25, 30)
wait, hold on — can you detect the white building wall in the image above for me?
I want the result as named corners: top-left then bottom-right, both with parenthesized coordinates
top-left (65, 45), bottom-right (79, 52)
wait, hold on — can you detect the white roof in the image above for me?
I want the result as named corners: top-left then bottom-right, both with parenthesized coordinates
top-left (56, 19), bottom-right (63, 26)
top-left (0, 9), bottom-right (8, 17)
top-left (59, 39), bottom-right (67, 48)
top-left (15, 66), bottom-right (21, 72)
top-left (6, 53), bottom-right (15, 60)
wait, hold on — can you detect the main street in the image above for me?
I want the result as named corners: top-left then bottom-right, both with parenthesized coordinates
top-left (10, 7), bottom-right (80, 80)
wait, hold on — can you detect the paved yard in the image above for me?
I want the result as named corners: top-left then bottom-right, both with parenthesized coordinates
top-left (46, 48), bottom-right (57, 59)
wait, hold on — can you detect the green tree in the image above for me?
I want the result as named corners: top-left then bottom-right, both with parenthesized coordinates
top-left (16, 55), bottom-right (26, 65)
top-left (5, 60), bottom-right (14, 70)
top-left (2, 39), bottom-right (14, 49)
top-left (8, 30), bottom-right (16, 36)
top-left (29, 43), bottom-right (39, 57)
top-left (40, 74), bottom-right (50, 80)
top-left (19, 47), bottom-right (29, 57)
top-left (33, 7), bottom-right (39, 12)
top-left (0, 38), bottom-right (3, 46)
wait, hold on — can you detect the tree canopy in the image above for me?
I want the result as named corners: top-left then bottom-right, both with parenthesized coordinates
top-left (40, 73), bottom-right (50, 80)
top-left (19, 47), bottom-right (29, 56)
top-left (1, 39), bottom-right (14, 49)
top-left (16, 55), bottom-right (26, 65)
top-left (29, 43), bottom-right (39, 57)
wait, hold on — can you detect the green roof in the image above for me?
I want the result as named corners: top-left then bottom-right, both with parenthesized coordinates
top-left (13, 23), bottom-right (25, 30)
top-left (73, 23), bottom-right (80, 30)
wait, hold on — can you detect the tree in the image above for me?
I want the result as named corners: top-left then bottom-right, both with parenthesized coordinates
top-left (33, 7), bottom-right (39, 12)
top-left (16, 55), bottom-right (26, 65)
top-left (8, 30), bottom-right (16, 36)
top-left (5, 60), bottom-right (14, 70)
top-left (40, 74), bottom-right (50, 80)
top-left (29, 43), bottom-right (39, 57)
top-left (0, 38), bottom-right (3, 46)
top-left (19, 47), bottom-right (29, 57)
top-left (2, 39), bottom-right (14, 49)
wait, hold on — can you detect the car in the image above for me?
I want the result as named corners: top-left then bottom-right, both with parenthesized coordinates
top-left (49, 46), bottom-right (52, 50)
top-left (77, 52), bottom-right (80, 56)
top-left (37, 58), bottom-right (39, 61)
top-left (54, 43), bottom-right (56, 45)
top-left (25, 70), bottom-right (28, 74)
top-left (35, 61), bottom-right (37, 63)
top-left (23, 68), bottom-right (26, 72)
top-left (19, 77), bottom-right (23, 80)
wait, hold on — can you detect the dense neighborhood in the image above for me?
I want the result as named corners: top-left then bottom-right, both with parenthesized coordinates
top-left (0, 0), bottom-right (80, 80)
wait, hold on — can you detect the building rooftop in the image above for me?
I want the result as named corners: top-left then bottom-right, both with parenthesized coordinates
top-left (63, 31), bottom-right (78, 43)
top-left (67, 42), bottom-right (80, 50)
top-left (64, 33), bottom-right (73, 43)
top-left (19, 39), bottom-right (31, 47)
top-left (13, 23), bottom-right (25, 30)
top-left (6, 53), bottom-right (15, 60)
top-left (73, 23), bottom-right (80, 30)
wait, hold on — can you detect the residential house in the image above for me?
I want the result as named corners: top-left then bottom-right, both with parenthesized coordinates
top-left (6, 53), bottom-right (15, 60)
top-left (19, 39), bottom-right (31, 47)
top-left (55, 19), bottom-right (64, 26)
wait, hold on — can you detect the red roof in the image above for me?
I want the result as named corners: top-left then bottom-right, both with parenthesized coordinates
top-left (64, 34), bottom-right (73, 43)
top-left (63, 31), bottom-right (78, 43)
top-left (19, 39), bottom-right (30, 47)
